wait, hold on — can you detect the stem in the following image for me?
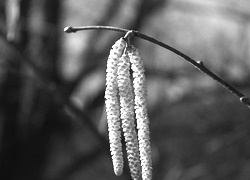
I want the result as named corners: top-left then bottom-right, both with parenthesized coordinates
top-left (64, 26), bottom-right (127, 33)
top-left (64, 25), bottom-right (250, 109)
top-left (134, 32), bottom-right (249, 103)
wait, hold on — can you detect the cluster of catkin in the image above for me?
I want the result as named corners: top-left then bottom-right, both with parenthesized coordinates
top-left (105, 37), bottom-right (152, 180)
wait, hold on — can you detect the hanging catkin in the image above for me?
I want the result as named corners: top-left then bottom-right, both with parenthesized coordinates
top-left (128, 46), bottom-right (152, 180)
top-left (117, 51), bottom-right (142, 179)
top-left (105, 38), bottom-right (126, 176)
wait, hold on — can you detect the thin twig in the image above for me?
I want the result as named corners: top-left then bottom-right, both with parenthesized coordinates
top-left (64, 25), bottom-right (250, 109)
top-left (64, 26), bottom-right (127, 33)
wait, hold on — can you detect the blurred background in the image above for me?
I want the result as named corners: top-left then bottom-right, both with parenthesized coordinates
top-left (0, 0), bottom-right (250, 179)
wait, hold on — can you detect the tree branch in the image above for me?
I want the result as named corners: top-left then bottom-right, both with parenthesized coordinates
top-left (64, 25), bottom-right (250, 109)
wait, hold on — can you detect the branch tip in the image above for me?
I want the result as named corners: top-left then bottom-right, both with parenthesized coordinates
top-left (64, 26), bottom-right (75, 33)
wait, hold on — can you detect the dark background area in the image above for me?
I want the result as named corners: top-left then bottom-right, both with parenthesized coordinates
top-left (0, 0), bottom-right (250, 179)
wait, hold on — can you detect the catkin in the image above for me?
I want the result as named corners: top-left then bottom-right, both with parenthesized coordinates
top-left (128, 46), bottom-right (152, 180)
top-left (117, 52), bottom-right (142, 179)
top-left (105, 38), bottom-right (126, 176)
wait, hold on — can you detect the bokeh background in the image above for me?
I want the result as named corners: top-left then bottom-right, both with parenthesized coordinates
top-left (1, 0), bottom-right (250, 179)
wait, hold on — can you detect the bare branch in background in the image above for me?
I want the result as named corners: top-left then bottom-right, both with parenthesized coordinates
top-left (5, 0), bottom-right (20, 42)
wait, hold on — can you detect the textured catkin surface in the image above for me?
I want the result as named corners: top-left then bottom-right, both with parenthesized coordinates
top-left (105, 38), bottom-right (126, 176)
top-left (117, 52), bottom-right (142, 179)
top-left (128, 46), bottom-right (152, 180)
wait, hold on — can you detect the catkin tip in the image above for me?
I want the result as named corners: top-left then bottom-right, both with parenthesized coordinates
top-left (115, 168), bottom-right (123, 176)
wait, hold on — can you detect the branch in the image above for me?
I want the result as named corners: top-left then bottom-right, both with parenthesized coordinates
top-left (64, 25), bottom-right (250, 109)
top-left (64, 26), bottom-right (127, 33)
